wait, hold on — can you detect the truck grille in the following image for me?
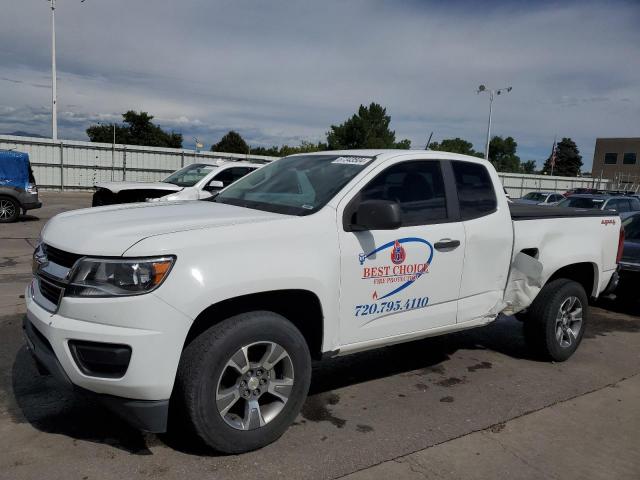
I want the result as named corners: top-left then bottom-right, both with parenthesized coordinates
top-left (38, 277), bottom-right (64, 305)
top-left (43, 244), bottom-right (83, 268)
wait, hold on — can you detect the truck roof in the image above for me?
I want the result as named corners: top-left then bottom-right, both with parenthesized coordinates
top-left (298, 149), bottom-right (488, 164)
top-left (197, 160), bottom-right (265, 168)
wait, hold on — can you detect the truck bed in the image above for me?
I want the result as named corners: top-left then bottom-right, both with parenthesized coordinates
top-left (509, 203), bottom-right (614, 220)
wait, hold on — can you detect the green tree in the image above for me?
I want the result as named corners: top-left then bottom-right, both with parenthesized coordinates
top-left (250, 146), bottom-right (280, 156)
top-left (521, 160), bottom-right (537, 174)
top-left (428, 137), bottom-right (482, 157)
top-left (488, 136), bottom-right (521, 173)
top-left (252, 141), bottom-right (328, 157)
top-left (542, 138), bottom-right (583, 177)
top-left (211, 131), bottom-right (249, 154)
top-left (326, 103), bottom-right (410, 150)
top-left (86, 111), bottom-right (182, 148)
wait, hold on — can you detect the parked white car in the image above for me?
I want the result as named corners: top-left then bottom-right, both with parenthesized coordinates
top-left (26, 150), bottom-right (621, 453)
top-left (92, 160), bottom-right (264, 206)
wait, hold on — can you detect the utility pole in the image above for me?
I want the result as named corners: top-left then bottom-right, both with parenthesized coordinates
top-left (477, 85), bottom-right (512, 161)
top-left (48, 0), bottom-right (87, 141)
top-left (111, 123), bottom-right (116, 181)
top-left (49, 0), bottom-right (57, 140)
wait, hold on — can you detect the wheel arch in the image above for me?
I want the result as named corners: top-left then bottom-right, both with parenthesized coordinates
top-left (0, 188), bottom-right (21, 203)
top-left (184, 289), bottom-right (325, 360)
top-left (545, 262), bottom-right (599, 298)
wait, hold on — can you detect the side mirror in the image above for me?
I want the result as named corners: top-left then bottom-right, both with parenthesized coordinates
top-left (203, 180), bottom-right (224, 192)
top-left (350, 199), bottom-right (402, 231)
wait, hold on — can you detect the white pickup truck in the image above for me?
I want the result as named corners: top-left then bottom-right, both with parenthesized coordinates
top-left (25, 150), bottom-right (622, 453)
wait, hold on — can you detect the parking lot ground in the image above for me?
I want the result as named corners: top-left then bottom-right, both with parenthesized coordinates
top-left (1, 192), bottom-right (639, 480)
top-left (345, 374), bottom-right (640, 480)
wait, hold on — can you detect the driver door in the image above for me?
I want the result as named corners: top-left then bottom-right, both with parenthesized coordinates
top-left (337, 159), bottom-right (465, 346)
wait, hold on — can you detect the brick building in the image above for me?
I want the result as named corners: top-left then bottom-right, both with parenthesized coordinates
top-left (592, 138), bottom-right (640, 187)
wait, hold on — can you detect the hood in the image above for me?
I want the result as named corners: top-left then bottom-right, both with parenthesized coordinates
top-left (621, 239), bottom-right (640, 264)
top-left (42, 201), bottom-right (285, 256)
top-left (95, 181), bottom-right (182, 193)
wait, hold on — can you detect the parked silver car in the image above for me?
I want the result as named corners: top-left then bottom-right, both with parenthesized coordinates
top-left (556, 194), bottom-right (640, 220)
top-left (514, 191), bottom-right (564, 205)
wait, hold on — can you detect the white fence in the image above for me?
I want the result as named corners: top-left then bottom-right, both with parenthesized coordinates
top-left (0, 135), bottom-right (277, 190)
top-left (1, 134), bottom-right (610, 196)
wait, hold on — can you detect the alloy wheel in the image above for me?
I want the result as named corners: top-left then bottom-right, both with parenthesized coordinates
top-left (0, 199), bottom-right (16, 220)
top-left (555, 296), bottom-right (583, 348)
top-left (215, 341), bottom-right (294, 430)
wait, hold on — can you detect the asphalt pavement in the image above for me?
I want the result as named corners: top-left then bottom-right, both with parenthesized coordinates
top-left (1, 192), bottom-right (639, 480)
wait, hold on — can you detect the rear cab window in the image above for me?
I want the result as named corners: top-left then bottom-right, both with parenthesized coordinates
top-left (451, 161), bottom-right (497, 220)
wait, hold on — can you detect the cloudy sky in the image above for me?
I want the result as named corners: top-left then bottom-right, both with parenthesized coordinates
top-left (1, 0), bottom-right (639, 169)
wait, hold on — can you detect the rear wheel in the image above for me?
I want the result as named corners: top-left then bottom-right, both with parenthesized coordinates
top-left (175, 311), bottom-right (311, 453)
top-left (0, 196), bottom-right (19, 223)
top-left (524, 279), bottom-right (588, 362)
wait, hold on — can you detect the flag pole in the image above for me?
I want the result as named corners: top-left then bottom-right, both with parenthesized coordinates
top-left (550, 135), bottom-right (556, 176)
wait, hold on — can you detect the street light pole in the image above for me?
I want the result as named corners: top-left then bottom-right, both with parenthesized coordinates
top-left (484, 91), bottom-right (493, 162)
top-left (477, 85), bottom-right (512, 161)
top-left (49, 0), bottom-right (57, 141)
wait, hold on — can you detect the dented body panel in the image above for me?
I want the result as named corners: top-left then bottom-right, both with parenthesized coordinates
top-left (503, 214), bottom-right (619, 314)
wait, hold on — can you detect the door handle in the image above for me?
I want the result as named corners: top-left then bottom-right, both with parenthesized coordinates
top-left (434, 239), bottom-right (460, 251)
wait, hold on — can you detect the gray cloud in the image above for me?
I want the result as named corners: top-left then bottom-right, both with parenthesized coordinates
top-left (1, 0), bottom-right (639, 168)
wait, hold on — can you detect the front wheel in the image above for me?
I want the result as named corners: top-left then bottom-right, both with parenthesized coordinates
top-left (175, 311), bottom-right (311, 453)
top-left (524, 279), bottom-right (588, 362)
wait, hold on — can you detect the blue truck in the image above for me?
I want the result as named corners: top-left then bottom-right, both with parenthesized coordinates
top-left (0, 150), bottom-right (41, 223)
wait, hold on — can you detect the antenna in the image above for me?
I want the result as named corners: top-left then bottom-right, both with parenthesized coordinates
top-left (426, 132), bottom-right (433, 150)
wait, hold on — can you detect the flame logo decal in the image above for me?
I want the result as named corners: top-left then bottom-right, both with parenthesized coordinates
top-left (359, 237), bottom-right (434, 300)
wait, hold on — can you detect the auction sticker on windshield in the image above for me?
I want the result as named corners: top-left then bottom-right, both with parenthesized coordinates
top-left (332, 156), bottom-right (373, 166)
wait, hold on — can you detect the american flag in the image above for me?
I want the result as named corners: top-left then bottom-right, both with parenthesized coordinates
top-left (550, 137), bottom-right (557, 168)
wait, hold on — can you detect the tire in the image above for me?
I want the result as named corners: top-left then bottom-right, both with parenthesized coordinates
top-left (0, 196), bottom-right (20, 223)
top-left (175, 311), bottom-right (311, 453)
top-left (523, 279), bottom-right (588, 362)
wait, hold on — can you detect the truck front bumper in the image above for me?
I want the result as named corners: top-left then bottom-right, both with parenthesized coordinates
top-left (22, 316), bottom-right (169, 432)
top-left (24, 281), bottom-right (193, 432)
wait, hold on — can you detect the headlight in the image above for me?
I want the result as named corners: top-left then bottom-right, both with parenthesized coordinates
top-left (66, 256), bottom-right (175, 297)
top-left (26, 183), bottom-right (38, 194)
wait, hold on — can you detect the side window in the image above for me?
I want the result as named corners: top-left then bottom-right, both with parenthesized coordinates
top-left (619, 199), bottom-right (631, 212)
top-left (359, 160), bottom-right (447, 225)
top-left (230, 167), bottom-right (254, 181)
top-left (212, 167), bottom-right (251, 187)
top-left (451, 161), bottom-right (497, 220)
top-left (608, 199), bottom-right (628, 212)
top-left (630, 198), bottom-right (640, 211)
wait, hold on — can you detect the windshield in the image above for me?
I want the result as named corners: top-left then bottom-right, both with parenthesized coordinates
top-left (523, 192), bottom-right (547, 202)
top-left (557, 197), bottom-right (605, 209)
top-left (214, 154), bottom-right (373, 215)
top-left (163, 163), bottom-right (217, 187)
top-left (623, 214), bottom-right (640, 240)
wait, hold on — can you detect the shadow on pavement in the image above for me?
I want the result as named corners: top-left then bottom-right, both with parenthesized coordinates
top-left (17, 215), bottom-right (39, 222)
top-left (9, 346), bottom-right (153, 455)
top-left (7, 307), bottom-right (640, 456)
